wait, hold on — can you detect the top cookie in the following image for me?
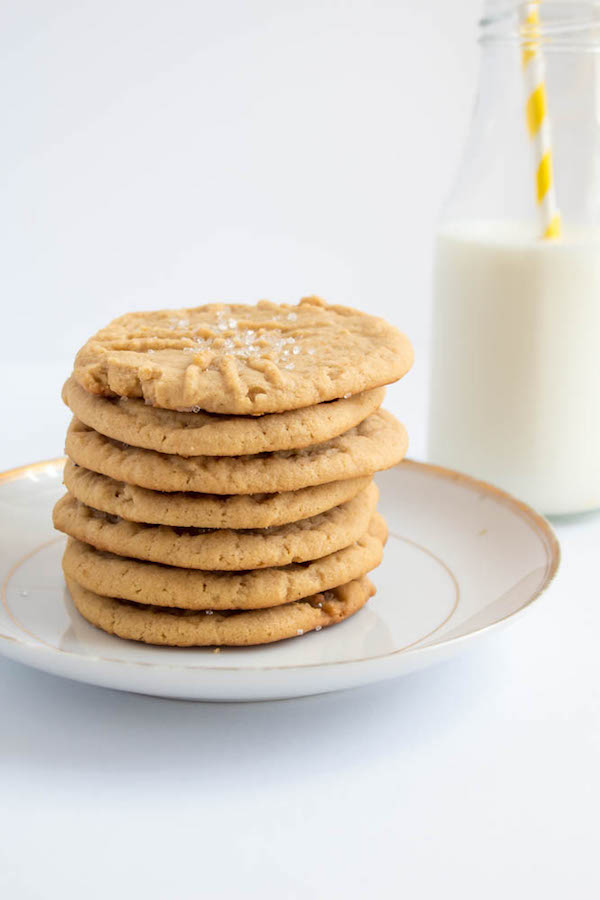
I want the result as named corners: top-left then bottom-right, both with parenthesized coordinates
top-left (73, 297), bottom-right (413, 414)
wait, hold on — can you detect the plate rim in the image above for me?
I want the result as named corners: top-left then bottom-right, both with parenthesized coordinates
top-left (0, 457), bottom-right (561, 675)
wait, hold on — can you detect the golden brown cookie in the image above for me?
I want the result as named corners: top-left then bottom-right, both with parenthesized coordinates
top-left (53, 483), bottom-right (379, 570)
top-left (63, 460), bottom-right (372, 529)
top-left (72, 297), bottom-right (413, 414)
top-left (65, 574), bottom-right (375, 646)
top-left (61, 514), bottom-right (387, 610)
top-left (62, 376), bottom-right (385, 456)
top-left (64, 410), bottom-right (407, 494)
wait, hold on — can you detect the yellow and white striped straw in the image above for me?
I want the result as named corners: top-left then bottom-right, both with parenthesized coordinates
top-left (521, 1), bottom-right (561, 238)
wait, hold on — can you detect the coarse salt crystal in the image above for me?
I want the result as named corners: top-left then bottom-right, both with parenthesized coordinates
top-left (315, 625), bottom-right (322, 632)
top-left (296, 629), bottom-right (304, 635)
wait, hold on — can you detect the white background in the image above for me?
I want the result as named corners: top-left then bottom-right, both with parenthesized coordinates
top-left (0, 0), bottom-right (482, 465)
top-left (1, 2), bottom-right (598, 899)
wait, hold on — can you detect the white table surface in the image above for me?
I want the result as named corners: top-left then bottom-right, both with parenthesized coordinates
top-left (0, 362), bottom-right (598, 900)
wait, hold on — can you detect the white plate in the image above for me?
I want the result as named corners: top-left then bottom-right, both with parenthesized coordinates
top-left (0, 458), bottom-right (559, 701)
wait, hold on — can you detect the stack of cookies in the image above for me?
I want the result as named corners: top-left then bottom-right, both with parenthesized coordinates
top-left (53, 297), bottom-right (413, 648)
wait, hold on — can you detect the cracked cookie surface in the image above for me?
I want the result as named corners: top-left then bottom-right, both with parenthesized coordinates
top-left (73, 297), bottom-right (413, 414)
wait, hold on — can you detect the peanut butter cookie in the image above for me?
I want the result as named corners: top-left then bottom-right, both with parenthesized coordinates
top-left (65, 410), bottom-right (407, 494)
top-left (65, 574), bottom-right (375, 646)
top-left (62, 375), bottom-right (385, 456)
top-left (73, 297), bottom-right (413, 414)
top-left (63, 461), bottom-right (371, 528)
top-left (61, 514), bottom-right (387, 610)
top-left (53, 483), bottom-right (378, 570)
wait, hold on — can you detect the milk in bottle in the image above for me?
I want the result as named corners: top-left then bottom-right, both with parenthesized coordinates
top-left (429, 222), bottom-right (600, 514)
top-left (427, 2), bottom-right (600, 514)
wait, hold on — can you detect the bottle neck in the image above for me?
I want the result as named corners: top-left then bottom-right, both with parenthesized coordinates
top-left (440, 3), bottom-right (600, 231)
top-left (480, 2), bottom-right (600, 51)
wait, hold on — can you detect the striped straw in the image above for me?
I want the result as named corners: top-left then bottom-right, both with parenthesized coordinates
top-left (520, 1), bottom-right (561, 238)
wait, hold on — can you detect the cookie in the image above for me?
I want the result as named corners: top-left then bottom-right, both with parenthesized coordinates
top-left (53, 483), bottom-right (379, 570)
top-left (61, 514), bottom-right (387, 610)
top-left (72, 297), bottom-right (413, 414)
top-left (65, 410), bottom-right (407, 494)
top-left (65, 574), bottom-right (375, 646)
top-left (63, 461), bottom-right (371, 529)
top-left (62, 376), bottom-right (385, 457)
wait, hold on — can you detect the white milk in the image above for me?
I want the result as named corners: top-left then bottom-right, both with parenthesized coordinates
top-left (428, 221), bottom-right (600, 515)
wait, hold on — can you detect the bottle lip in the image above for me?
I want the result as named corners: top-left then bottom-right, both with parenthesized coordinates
top-left (480, 1), bottom-right (600, 50)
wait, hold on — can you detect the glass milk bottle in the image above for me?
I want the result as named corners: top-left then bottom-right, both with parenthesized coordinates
top-left (428, 1), bottom-right (600, 515)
